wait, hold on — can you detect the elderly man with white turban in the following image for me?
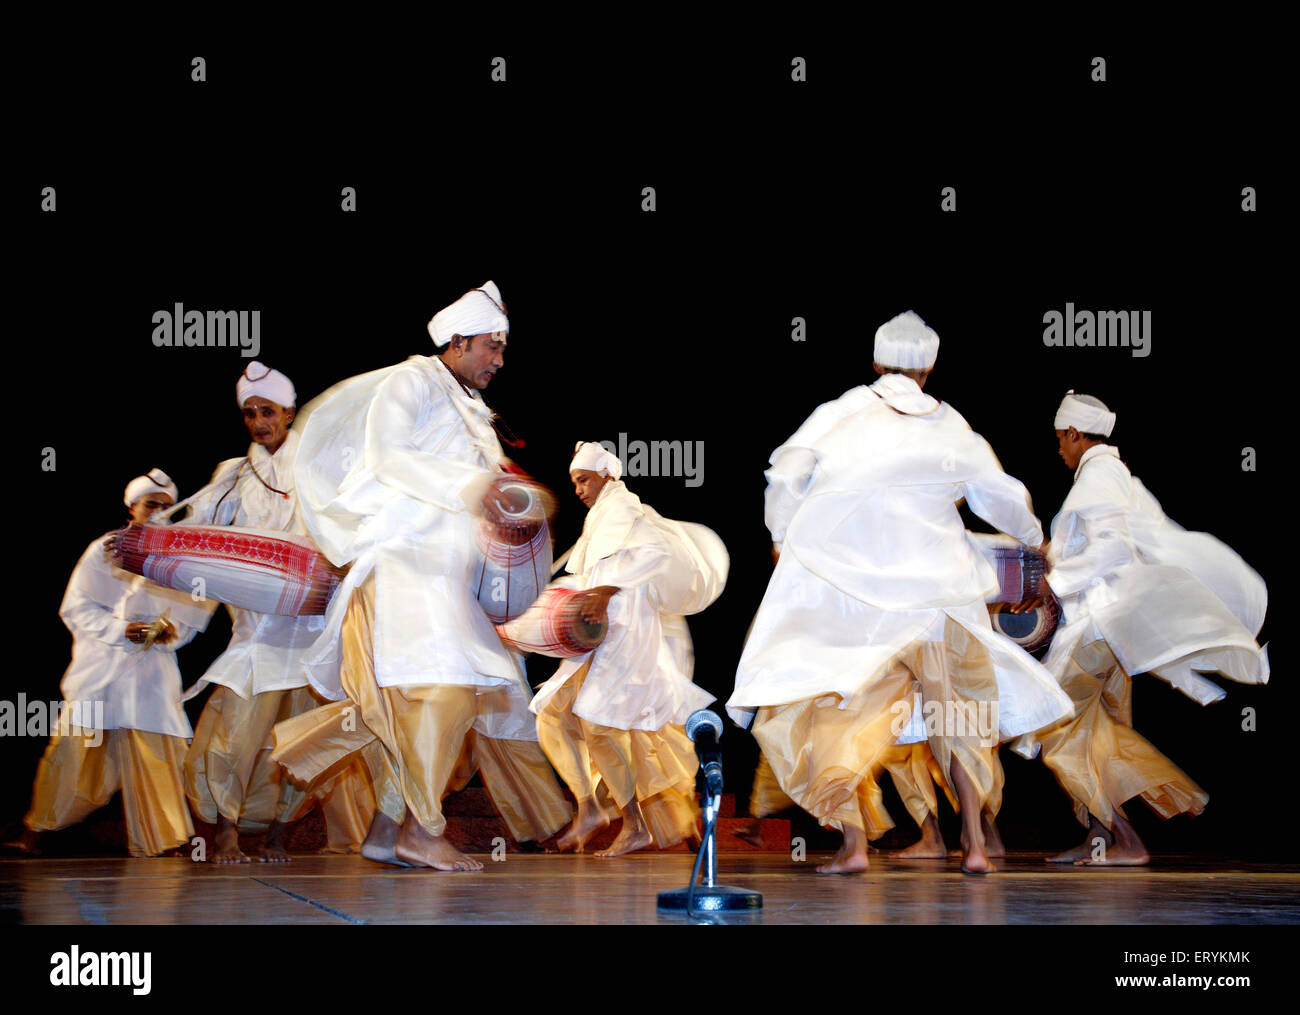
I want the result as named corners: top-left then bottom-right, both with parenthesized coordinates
top-left (4, 471), bottom-right (212, 857)
top-left (177, 363), bottom-right (375, 864)
top-left (525, 442), bottom-right (727, 856)
top-left (270, 282), bottom-right (571, 871)
top-left (728, 311), bottom-right (1073, 875)
top-left (1030, 392), bottom-right (1269, 865)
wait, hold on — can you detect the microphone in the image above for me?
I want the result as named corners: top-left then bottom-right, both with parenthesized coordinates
top-left (685, 709), bottom-right (725, 797)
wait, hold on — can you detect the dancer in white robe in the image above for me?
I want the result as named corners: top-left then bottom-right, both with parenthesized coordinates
top-left (728, 311), bottom-right (1073, 874)
top-left (529, 442), bottom-right (726, 856)
top-left (6, 471), bottom-right (212, 857)
top-left (270, 281), bottom-right (571, 870)
top-left (1030, 392), bottom-right (1269, 865)
top-left (180, 363), bottom-right (375, 863)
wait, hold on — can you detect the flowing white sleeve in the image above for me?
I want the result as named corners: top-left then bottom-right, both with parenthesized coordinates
top-left (1047, 509), bottom-right (1135, 598)
top-left (764, 448), bottom-right (818, 547)
top-left (58, 548), bottom-right (130, 648)
top-left (961, 438), bottom-right (1044, 548)
top-left (365, 368), bottom-right (489, 512)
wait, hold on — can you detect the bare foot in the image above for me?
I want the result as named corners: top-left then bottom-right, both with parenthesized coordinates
top-left (0, 829), bottom-right (41, 856)
top-left (1047, 816), bottom-right (1112, 863)
top-left (360, 811), bottom-right (412, 867)
top-left (1074, 845), bottom-right (1150, 867)
top-left (596, 800), bottom-right (653, 858)
top-left (596, 823), bottom-right (653, 858)
top-left (557, 799), bottom-right (610, 853)
top-left (895, 814), bottom-right (946, 858)
top-left (732, 819), bottom-right (765, 848)
top-left (258, 821), bottom-right (292, 863)
top-left (1074, 814), bottom-right (1148, 867)
top-left (817, 826), bottom-right (870, 874)
top-left (961, 844), bottom-right (998, 874)
top-left (394, 816), bottom-right (483, 871)
top-left (211, 817), bottom-right (250, 864)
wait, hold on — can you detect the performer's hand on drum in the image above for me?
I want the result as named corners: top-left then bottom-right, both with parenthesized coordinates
top-left (579, 585), bottom-right (620, 624)
top-left (125, 622), bottom-right (151, 644)
top-left (1008, 595), bottom-right (1044, 615)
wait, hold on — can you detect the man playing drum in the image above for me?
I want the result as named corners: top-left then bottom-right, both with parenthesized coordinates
top-left (272, 281), bottom-right (571, 871)
top-left (4, 471), bottom-right (211, 857)
top-left (529, 442), bottom-right (727, 857)
top-left (1030, 392), bottom-right (1269, 865)
top-left (728, 311), bottom-right (1072, 875)
top-left (180, 363), bottom-right (375, 864)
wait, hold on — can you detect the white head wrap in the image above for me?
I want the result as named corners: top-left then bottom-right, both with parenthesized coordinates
top-left (237, 362), bottom-right (296, 408)
top-left (1054, 391), bottom-right (1115, 436)
top-left (124, 468), bottom-right (178, 507)
top-left (571, 441), bottom-right (623, 480)
top-left (427, 281), bottom-right (509, 347)
top-left (874, 311), bottom-right (940, 371)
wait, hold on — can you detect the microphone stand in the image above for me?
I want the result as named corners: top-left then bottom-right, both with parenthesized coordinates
top-left (656, 776), bottom-right (762, 917)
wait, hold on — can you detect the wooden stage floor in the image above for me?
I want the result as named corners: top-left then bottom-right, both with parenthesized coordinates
top-left (4, 851), bottom-right (1298, 925)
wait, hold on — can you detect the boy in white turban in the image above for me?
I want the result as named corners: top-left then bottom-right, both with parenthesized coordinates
top-left (179, 363), bottom-right (375, 863)
top-left (728, 311), bottom-right (1072, 875)
top-left (4, 472), bottom-right (212, 857)
top-left (1033, 393), bottom-right (1269, 865)
top-left (271, 282), bottom-right (571, 870)
top-left (528, 442), bottom-right (727, 856)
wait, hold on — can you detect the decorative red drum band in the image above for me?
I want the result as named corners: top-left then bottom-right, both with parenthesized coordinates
top-left (496, 586), bottom-right (609, 658)
top-left (110, 523), bottom-right (346, 617)
top-left (474, 476), bottom-right (555, 624)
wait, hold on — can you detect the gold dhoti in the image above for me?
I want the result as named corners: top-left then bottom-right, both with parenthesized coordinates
top-left (1039, 639), bottom-right (1208, 828)
top-left (186, 680), bottom-right (375, 846)
top-left (536, 661), bottom-right (700, 848)
top-left (273, 577), bottom-right (571, 844)
top-left (26, 726), bottom-right (194, 857)
top-left (751, 618), bottom-right (999, 834)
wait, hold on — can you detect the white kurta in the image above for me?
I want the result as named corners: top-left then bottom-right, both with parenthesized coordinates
top-left (1042, 444), bottom-right (1269, 704)
top-left (293, 355), bottom-right (536, 740)
top-left (727, 373), bottom-right (1073, 748)
top-left (58, 534), bottom-right (212, 737)
top-left (529, 480), bottom-right (724, 731)
top-left (179, 429), bottom-right (326, 699)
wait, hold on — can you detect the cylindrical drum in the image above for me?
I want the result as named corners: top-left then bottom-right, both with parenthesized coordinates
top-left (474, 476), bottom-right (555, 624)
top-left (496, 586), bottom-right (608, 658)
top-left (110, 523), bottom-right (346, 616)
top-left (969, 532), bottom-right (1061, 656)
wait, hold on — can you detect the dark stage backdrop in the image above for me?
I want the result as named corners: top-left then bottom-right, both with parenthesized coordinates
top-left (10, 42), bottom-right (1286, 860)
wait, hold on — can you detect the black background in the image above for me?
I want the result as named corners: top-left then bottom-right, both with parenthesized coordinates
top-left (8, 35), bottom-right (1287, 877)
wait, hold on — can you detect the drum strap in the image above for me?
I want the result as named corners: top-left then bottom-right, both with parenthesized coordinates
top-left (551, 544), bottom-right (575, 577)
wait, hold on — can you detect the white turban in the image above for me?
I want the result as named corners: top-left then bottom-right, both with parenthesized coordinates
top-left (124, 468), bottom-right (178, 507)
top-left (874, 311), bottom-right (940, 371)
top-left (427, 281), bottom-right (510, 347)
top-left (1054, 391), bottom-right (1115, 436)
top-left (237, 362), bottom-right (296, 408)
top-left (571, 441), bottom-right (622, 480)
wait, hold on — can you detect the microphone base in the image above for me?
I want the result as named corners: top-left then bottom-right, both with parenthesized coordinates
top-left (657, 885), bottom-right (763, 913)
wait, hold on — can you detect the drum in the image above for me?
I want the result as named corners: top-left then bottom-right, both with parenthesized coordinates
top-left (969, 533), bottom-right (1061, 656)
top-left (110, 523), bottom-right (346, 617)
top-left (496, 586), bottom-right (609, 658)
top-left (473, 476), bottom-right (555, 624)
